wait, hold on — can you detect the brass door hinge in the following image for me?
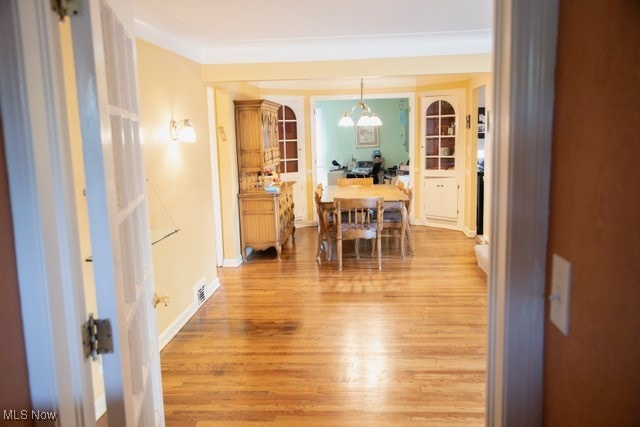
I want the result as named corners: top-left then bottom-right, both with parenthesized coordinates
top-left (51, 0), bottom-right (81, 21)
top-left (82, 314), bottom-right (113, 361)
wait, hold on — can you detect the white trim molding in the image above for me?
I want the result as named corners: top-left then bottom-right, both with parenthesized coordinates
top-left (158, 277), bottom-right (221, 350)
top-left (94, 393), bottom-right (106, 421)
top-left (222, 256), bottom-right (243, 268)
top-left (487, 0), bottom-right (559, 425)
top-left (206, 87), bottom-right (225, 267)
top-left (463, 226), bottom-right (477, 238)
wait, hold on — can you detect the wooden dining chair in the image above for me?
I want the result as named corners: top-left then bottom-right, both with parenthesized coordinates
top-left (314, 184), bottom-right (335, 262)
top-left (335, 197), bottom-right (384, 270)
top-left (381, 185), bottom-right (413, 257)
top-left (337, 177), bottom-right (374, 186)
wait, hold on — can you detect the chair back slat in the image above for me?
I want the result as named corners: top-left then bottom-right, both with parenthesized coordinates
top-left (334, 197), bottom-right (384, 270)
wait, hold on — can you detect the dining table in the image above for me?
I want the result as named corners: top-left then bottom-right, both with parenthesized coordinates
top-left (319, 184), bottom-right (410, 259)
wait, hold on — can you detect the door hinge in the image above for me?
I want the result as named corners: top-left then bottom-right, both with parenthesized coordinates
top-left (82, 314), bottom-right (113, 361)
top-left (51, 0), bottom-right (81, 21)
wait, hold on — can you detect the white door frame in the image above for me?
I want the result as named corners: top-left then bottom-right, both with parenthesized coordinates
top-left (487, 0), bottom-right (559, 425)
top-left (309, 91), bottom-right (416, 203)
top-left (206, 87), bottom-right (224, 266)
top-left (0, 1), bottom-right (94, 425)
top-left (1, 0), bottom-right (559, 424)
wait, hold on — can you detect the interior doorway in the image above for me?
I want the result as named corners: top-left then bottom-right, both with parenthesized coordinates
top-left (476, 85), bottom-right (488, 242)
top-left (310, 92), bottom-right (415, 196)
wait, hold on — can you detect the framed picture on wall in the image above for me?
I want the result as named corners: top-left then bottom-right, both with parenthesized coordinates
top-left (355, 126), bottom-right (380, 148)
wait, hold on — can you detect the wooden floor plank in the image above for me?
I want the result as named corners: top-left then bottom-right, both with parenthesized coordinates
top-left (158, 226), bottom-right (487, 426)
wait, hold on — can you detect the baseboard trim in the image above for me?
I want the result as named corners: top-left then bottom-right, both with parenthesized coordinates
top-left (95, 277), bottom-right (221, 419)
top-left (425, 218), bottom-right (462, 232)
top-left (94, 392), bottom-right (106, 420)
top-left (204, 277), bottom-right (221, 300)
top-left (222, 256), bottom-right (243, 267)
top-left (158, 277), bottom-right (221, 350)
top-left (463, 226), bottom-right (477, 238)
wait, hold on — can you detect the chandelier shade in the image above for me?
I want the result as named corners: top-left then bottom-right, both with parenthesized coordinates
top-left (338, 79), bottom-right (382, 127)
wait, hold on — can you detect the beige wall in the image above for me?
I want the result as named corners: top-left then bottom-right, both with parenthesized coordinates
top-left (136, 39), bottom-right (218, 333)
top-left (544, 1), bottom-right (640, 424)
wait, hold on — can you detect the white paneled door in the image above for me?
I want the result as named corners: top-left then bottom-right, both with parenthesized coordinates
top-left (71, 0), bottom-right (164, 425)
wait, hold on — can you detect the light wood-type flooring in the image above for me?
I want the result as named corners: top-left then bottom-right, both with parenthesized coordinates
top-left (158, 225), bottom-right (487, 426)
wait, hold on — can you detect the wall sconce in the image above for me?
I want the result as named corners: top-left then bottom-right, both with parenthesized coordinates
top-left (169, 119), bottom-right (196, 143)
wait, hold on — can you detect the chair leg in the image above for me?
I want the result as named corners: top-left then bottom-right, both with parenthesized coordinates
top-left (405, 225), bottom-right (413, 255)
top-left (376, 236), bottom-right (382, 270)
top-left (355, 238), bottom-right (360, 259)
top-left (316, 228), bottom-right (323, 261)
top-left (337, 238), bottom-right (343, 271)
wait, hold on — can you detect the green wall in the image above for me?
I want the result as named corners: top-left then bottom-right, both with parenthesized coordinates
top-left (317, 98), bottom-right (409, 171)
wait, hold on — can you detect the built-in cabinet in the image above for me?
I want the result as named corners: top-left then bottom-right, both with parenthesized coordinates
top-left (424, 177), bottom-right (458, 220)
top-left (235, 100), bottom-right (295, 261)
top-left (421, 94), bottom-right (463, 227)
top-left (425, 99), bottom-right (457, 171)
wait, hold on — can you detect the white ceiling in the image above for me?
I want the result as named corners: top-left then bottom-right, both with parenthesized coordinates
top-left (134, 0), bottom-right (493, 65)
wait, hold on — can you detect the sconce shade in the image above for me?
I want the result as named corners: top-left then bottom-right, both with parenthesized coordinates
top-left (170, 119), bottom-right (196, 143)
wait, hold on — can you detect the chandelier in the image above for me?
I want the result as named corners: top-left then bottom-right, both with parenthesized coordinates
top-left (338, 79), bottom-right (382, 127)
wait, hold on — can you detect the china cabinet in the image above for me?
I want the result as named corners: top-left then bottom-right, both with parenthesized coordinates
top-left (234, 100), bottom-right (295, 260)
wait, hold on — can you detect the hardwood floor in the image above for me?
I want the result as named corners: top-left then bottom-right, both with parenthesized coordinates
top-left (160, 226), bottom-right (487, 426)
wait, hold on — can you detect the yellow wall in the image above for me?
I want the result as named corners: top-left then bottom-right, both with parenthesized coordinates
top-left (211, 84), bottom-right (260, 262)
top-left (136, 39), bottom-right (217, 332)
top-left (202, 54), bottom-right (491, 82)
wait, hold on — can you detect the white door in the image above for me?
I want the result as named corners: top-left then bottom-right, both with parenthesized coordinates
top-left (71, 0), bottom-right (164, 425)
top-left (419, 94), bottom-right (464, 226)
top-left (266, 96), bottom-right (307, 224)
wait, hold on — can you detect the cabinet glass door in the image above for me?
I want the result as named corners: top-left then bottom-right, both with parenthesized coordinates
top-left (425, 100), bottom-right (456, 171)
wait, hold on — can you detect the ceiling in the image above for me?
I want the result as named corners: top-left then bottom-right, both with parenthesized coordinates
top-left (134, 0), bottom-right (493, 88)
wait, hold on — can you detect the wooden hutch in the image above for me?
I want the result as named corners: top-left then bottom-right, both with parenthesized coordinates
top-left (234, 99), bottom-right (295, 261)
